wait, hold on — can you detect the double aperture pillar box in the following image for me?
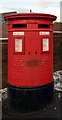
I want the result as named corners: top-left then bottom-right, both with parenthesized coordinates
top-left (4, 13), bottom-right (56, 112)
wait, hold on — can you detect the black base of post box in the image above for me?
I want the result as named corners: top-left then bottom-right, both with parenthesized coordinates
top-left (7, 81), bottom-right (54, 113)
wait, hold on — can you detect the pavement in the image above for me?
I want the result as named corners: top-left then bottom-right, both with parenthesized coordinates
top-left (1, 92), bottom-right (62, 120)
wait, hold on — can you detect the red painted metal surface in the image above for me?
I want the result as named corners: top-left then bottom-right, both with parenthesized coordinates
top-left (4, 13), bottom-right (57, 87)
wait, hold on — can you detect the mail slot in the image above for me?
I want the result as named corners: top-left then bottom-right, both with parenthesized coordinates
top-left (4, 13), bottom-right (57, 113)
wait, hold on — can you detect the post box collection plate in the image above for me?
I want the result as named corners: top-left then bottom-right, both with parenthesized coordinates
top-left (40, 31), bottom-right (50, 35)
top-left (43, 38), bottom-right (49, 51)
top-left (13, 32), bottom-right (24, 35)
top-left (15, 38), bottom-right (22, 52)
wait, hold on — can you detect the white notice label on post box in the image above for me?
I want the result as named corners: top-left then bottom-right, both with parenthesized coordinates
top-left (40, 32), bottom-right (49, 35)
top-left (15, 39), bottom-right (22, 52)
top-left (43, 38), bottom-right (49, 51)
top-left (13, 32), bottom-right (24, 35)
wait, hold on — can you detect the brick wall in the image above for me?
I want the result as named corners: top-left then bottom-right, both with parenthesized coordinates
top-left (0, 40), bottom-right (8, 88)
top-left (53, 33), bottom-right (62, 71)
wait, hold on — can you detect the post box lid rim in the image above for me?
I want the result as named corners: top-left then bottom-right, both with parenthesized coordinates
top-left (4, 13), bottom-right (57, 21)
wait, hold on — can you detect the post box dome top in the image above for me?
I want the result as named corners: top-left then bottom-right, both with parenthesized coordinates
top-left (4, 13), bottom-right (57, 21)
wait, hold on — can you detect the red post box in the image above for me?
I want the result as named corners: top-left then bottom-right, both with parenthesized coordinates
top-left (4, 13), bottom-right (57, 113)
